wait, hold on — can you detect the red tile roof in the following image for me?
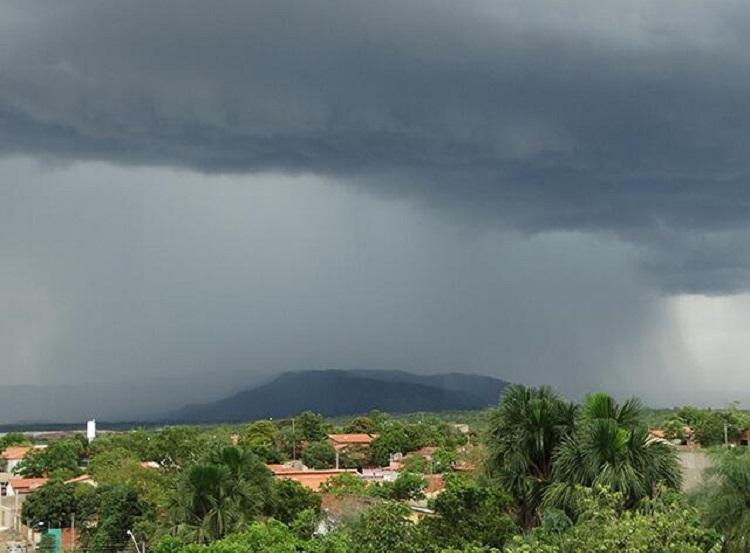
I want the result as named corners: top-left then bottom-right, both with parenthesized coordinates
top-left (409, 447), bottom-right (438, 458)
top-left (271, 469), bottom-right (357, 491)
top-left (327, 434), bottom-right (377, 446)
top-left (266, 464), bottom-right (296, 474)
top-left (8, 477), bottom-right (48, 493)
top-left (1, 446), bottom-right (32, 460)
top-left (424, 474), bottom-right (444, 495)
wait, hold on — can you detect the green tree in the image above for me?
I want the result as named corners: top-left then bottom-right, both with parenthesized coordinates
top-left (338, 444), bottom-right (371, 470)
top-left (423, 474), bottom-right (516, 550)
top-left (169, 446), bottom-right (274, 543)
top-left (271, 479), bottom-right (322, 526)
top-left (508, 486), bottom-right (719, 553)
top-left (370, 426), bottom-right (412, 467)
top-left (170, 463), bottom-right (237, 543)
top-left (296, 412), bottom-right (328, 442)
top-left (692, 411), bottom-right (727, 447)
top-left (89, 447), bottom-right (143, 483)
top-left (22, 479), bottom-right (78, 528)
top-left (239, 421), bottom-right (282, 463)
top-left (89, 446), bottom-right (171, 518)
top-left (486, 385), bottom-right (577, 528)
top-left (663, 418), bottom-right (687, 441)
top-left (696, 448), bottom-right (750, 552)
top-left (432, 448), bottom-right (457, 473)
top-left (348, 502), bottom-right (419, 553)
top-left (15, 439), bottom-right (83, 478)
top-left (88, 429), bottom-right (153, 460)
top-left (401, 455), bottom-right (430, 474)
top-left (302, 441), bottom-right (336, 469)
top-left (0, 432), bottom-right (30, 450)
top-left (343, 416), bottom-right (379, 434)
top-left (373, 472), bottom-right (426, 501)
top-left (544, 393), bottom-right (681, 514)
top-left (149, 426), bottom-right (205, 468)
top-left (390, 472), bottom-right (426, 500)
top-left (320, 473), bottom-right (369, 497)
top-left (83, 485), bottom-right (146, 553)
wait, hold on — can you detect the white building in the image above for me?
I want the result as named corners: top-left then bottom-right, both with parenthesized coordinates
top-left (86, 419), bottom-right (96, 442)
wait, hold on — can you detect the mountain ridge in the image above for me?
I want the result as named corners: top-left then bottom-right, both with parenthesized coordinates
top-left (169, 369), bottom-right (509, 423)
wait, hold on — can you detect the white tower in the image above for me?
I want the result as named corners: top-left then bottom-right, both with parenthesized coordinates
top-left (86, 419), bottom-right (96, 442)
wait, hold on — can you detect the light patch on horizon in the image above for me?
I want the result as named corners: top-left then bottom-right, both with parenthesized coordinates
top-left (666, 294), bottom-right (750, 404)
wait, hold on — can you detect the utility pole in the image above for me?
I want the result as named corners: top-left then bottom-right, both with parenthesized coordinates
top-left (71, 512), bottom-right (75, 552)
top-left (292, 418), bottom-right (296, 461)
top-left (725, 422), bottom-right (729, 447)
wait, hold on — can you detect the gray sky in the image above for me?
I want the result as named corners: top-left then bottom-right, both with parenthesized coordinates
top-left (3, 1), bottom-right (750, 415)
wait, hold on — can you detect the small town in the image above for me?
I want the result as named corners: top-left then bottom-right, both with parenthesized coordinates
top-left (0, 390), bottom-right (746, 552)
top-left (5, 1), bottom-right (750, 551)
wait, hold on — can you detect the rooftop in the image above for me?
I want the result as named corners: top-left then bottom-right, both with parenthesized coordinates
top-left (1, 446), bottom-right (32, 460)
top-left (8, 477), bottom-right (48, 492)
top-left (327, 433), bottom-right (377, 446)
top-left (268, 466), bottom-right (357, 491)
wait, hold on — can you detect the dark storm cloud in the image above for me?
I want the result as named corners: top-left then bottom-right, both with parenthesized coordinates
top-left (2, 0), bottom-right (750, 291)
top-left (4, 159), bottom-right (683, 418)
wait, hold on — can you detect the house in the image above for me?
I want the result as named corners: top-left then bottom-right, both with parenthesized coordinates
top-left (318, 493), bottom-right (377, 534)
top-left (649, 428), bottom-right (666, 440)
top-left (359, 467), bottom-right (399, 483)
top-left (0, 472), bottom-right (15, 496)
top-left (387, 447), bottom-right (439, 471)
top-left (450, 424), bottom-right (470, 435)
top-left (649, 427), bottom-right (694, 446)
top-left (327, 434), bottom-right (378, 448)
top-left (6, 478), bottom-right (48, 496)
top-left (327, 434), bottom-right (378, 469)
top-left (1, 447), bottom-right (32, 473)
top-left (267, 464), bottom-right (357, 491)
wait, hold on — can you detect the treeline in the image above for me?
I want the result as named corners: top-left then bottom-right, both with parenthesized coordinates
top-left (658, 403), bottom-right (750, 446)
top-left (15, 387), bottom-right (750, 552)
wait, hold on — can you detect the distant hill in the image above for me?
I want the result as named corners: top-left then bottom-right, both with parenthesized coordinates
top-left (168, 370), bottom-right (509, 423)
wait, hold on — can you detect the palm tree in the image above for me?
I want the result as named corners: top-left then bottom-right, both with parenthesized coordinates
top-left (544, 393), bottom-right (681, 515)
top-left (169, 446), bottom-right (274, 543)
top-left (207, 445), bottom-right (273, 516)
top-left (486, 385), bottom-right (578, 528)
top-left (170, 463), bottom-right (239, 543)
top-left (696, 449), bottom-right (750, 552)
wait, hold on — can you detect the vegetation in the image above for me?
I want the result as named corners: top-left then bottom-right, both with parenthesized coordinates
top-left (693, 448), bottom-right (750, 552)
top-left (544, 393), bottom-right (681, 515)
top-left (486, 385), bottom-right (577, 528)
top-left (11, 386), bottom-right (750, 552)
top-left (301, 441), bottom-right (336, 469)
top-left (14, 437), bottom-right (85, 478)
top-left (508, 486), bottom-right (719, 552)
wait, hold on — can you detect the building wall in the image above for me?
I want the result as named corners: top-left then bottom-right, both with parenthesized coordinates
top-left (678, 449), bottom-right (712, 491)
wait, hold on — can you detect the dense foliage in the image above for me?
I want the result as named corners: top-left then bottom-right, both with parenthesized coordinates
top-left (10, 387), bottom-right (750, 552)
top-left (508, 486), bottom-right (720, 552)
top-left (486, 385), bottom-right (577, 528)
top-left (14, 438), bottom-right (85, 478)
top-left (544, 393), bottom-right (681, 514)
